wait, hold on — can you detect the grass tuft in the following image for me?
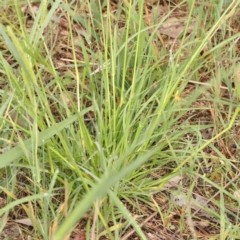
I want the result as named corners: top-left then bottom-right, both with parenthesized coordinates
top-left (0, 0), bottom-right (240, 239)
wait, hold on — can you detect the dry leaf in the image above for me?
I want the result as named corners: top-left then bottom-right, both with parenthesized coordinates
top-left (14, 218), bottom-right (33, 226)
top-left (172, 193), bottom-right (189, 207)
top-left (172, 192), bottom-right (220, 224)
top-left (163, 175), bottom-right (183, 189)
top-left (158, 17), bottom-right (196, 38)
top-left (234, 190), bottom-right (240, 200)
top-left (197, 220), bottom-right (210, 227)
top-left (194, 194), bottom-right (209, 207)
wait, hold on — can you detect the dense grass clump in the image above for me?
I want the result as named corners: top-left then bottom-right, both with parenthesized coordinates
top-left (0, 0), bottom-right (240, 239)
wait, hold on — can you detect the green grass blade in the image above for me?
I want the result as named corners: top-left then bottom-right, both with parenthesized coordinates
top-left (0, 107), bottom-right (92, 168)
top-left (53, 145), bottom-right (160, 239)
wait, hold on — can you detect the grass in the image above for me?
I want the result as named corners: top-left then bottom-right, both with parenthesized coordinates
top-left (0, 0), bottom-right (240, 239)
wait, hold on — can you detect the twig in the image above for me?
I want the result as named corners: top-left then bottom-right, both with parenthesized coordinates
top-left (188, 80), bottom-right (234, 91)
top-left (121, 212), bottom-right (158, 240)
top-left (192, 170), bottom-right (240, 216)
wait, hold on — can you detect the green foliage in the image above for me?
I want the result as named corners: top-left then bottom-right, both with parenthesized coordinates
top-left (0, 0), bottom-right (240, 239)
